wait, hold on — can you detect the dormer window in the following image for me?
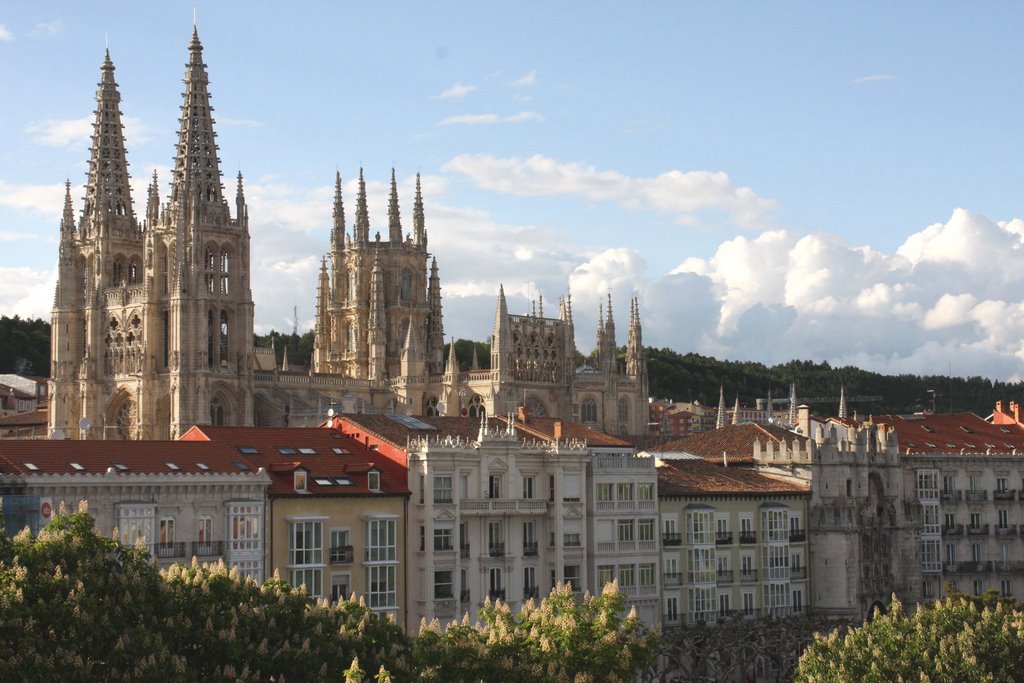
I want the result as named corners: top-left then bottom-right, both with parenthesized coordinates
top-left (368, 470), bottom-right (381, 492)
top-left (294, 469), bottom-right (308, 493)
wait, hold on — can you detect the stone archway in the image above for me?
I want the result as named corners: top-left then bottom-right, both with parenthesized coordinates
top-left (106, 392), bottom-right (138, 440)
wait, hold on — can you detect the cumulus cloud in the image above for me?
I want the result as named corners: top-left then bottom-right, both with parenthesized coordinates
top-left (0, 24), bottom-right (12, 42)
top-left (510, 71), bottom-right (536, 87)
top-left (26, 115), bottom-right (155, 147)
top-left (0, 180), bottom-right (66, 217)
top-left (29, 21), bottom-right (62, 38)
top-left (444, 153), bottom-right (778, 229)
top-left (436, 111), bottom-right (543, 125)
top-left (0, 266), bottom-right (55, 320)
top-left (434, 83), bottom-right (476, 99)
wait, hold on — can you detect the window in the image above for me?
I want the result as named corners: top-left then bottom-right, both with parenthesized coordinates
top-left (846, 479), bottom-right (852, 497)
top-left (942, 473), bottom-right (956, 493)
top-left (400, 269), bottom-right (413, 303)
top-left (946, 543), bottom-right (957, 565)
top-left (522, 476), bottom-right (535, 499)
top-left (916, 469), bottom-right (939, 500)
top-left (637, 483), bottom-right (654, 501)
top-left (219, 311), bottom-right (228, 361)
top-left (434, 570), bottom-right (454, 599)
top-left (330, 573), bottom-right (351, 603)
top-left (639, 563), bottom-right (655, 587)
top-left (792, 588), bottom-right (804, 614)
top-left (945, 512), bottom-right (956, 529)
top-left (1002, 580), bottom-right (1012, 597)
top-left (969, 473), bottom-right (982, 491)
top-left (228, 503), bottom-right (262, 553)
top-left (365, 565), bottom-right (397, 609)
top-left (972, 544), bottom-right (982, 562)
top-left (741, 555), bottom-right (753, 573)
top-left (686, 510), bottom-right (715, 545)
top-left (597, 483), bottom-right (613, 502)
top-left (118, 505), bottom-right (154, 549)
top-left (488, 521), bottom-right (504, 555)
top-left (687, 548), bottom-right (715, 584)
top-left (433, 475), bottom-right (453, 504)
top-left (638, 519), bottom-right (655, 545)
top-left (488, 475), bottom-right (502, 499)
top-left (973, 579), bottom-right (985, 596)
top-left (616, 483), bottom-right (634, 501)
top-left (921, 539), bottom-right (940, 572)
top-left (970, 512), bottom-right (982, 529)
top-left (998, 477), bottom-right (1008, 492)
top-left (618, 397), bottom-right (629, 424)
top-left (666, 596), bottom-right (679, 622)
top-left (617, 519), bottom-right (634, 543)
top-left (739, 516), bottom-right (752, 534)
top-left (289, 521), bottom-right (323, 566)
top-left (197, 516), bottom-right (212, 544)
top-left (220, 250), bottom-right (230, 294)
top-left (489, 567), bottom-right (504, 600)
top-left (159, 517), bottom-right (175, 545)
top-left (365, 518), bottom-right (397, 562)
top-left (294, 470), bottom-right (308, 492)
top-left (618, 564), bottom-right (636, 588)
top-left (689, 586), bottom-right (715, 622)
top-left (922, 503), bottom-right (939, 535)
top-left (743, 592), bottom-right (755, 617)
top-left (330, 529), bottom-right (352, 563)
top-left (761, 508), bottom-right (789, 542)
top-left (368, 470), bottom-right (381, 492)
top-left (460, 473), bottom-right (469, 499)
top-left (598, 565), bottom-right (615, 588)
top-left (719, 592), bottom-right (731, 616)
top-left (581, 398), bottom-right (598, 424)
top-left (564, 565), bottom-right (581, 592)
top-left (762, 545), bottom-right (789, 580)
top-left (766, 582), bottom-right (791, 618)
top-left (999, 509), bottom-right (1009, 529)
top-left (434, 527), bottom-right (453, 551)
top-left (524, 566), bottom-right (537, 598)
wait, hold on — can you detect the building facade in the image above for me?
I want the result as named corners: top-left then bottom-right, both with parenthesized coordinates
top-left (48, 34), bottom-right (650, 442)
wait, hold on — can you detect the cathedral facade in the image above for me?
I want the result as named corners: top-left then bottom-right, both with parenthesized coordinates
top-left (48, 32), bottom-right (648, 440)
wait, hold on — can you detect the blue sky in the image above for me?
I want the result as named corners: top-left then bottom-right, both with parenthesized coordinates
top-left (3, 3), bottom-right (1024, 380)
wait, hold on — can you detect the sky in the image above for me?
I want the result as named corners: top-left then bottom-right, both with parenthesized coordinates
top-left (3, 3), bottom-right (1024, 381)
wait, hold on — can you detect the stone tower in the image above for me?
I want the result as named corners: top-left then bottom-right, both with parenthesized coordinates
top-left (49, 30), bottom-right (254, 439)
top-left (312, 170), bottom-right (442, 388)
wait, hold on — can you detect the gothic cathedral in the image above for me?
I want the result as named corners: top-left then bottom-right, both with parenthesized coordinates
top-left (49, 31), bottom-right (648, 440)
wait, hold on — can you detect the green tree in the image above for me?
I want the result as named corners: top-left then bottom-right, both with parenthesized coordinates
top-left (795, 596), bottom-right (1024, 682)
top-left (412, 582), bottom-right (661, 683)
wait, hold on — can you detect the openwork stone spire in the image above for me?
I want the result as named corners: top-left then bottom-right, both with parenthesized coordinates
top-left (81, 48), bottom-right (137, 238)
top-left (716, 385), bottom-right (726, 430)
top-left (387, 168), bottom-right (402, 243)
top-left (170, 28), bottom-right (227, 218)
top-left (354, 168), bottom-right (370, 243)
top-left (60, 180), bottom-right (76, 237)
top-left (331, 171), bottom-right (345, 252)
top-left (413, 172), bottom-right (426, 247)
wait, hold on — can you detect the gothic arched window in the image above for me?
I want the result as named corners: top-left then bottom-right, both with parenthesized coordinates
top-left (219, 311), bottom-right (229, 364)
top-left (618, 397), bottom-right (629, 424)
top-left (205, 248), bottom-right (216, 294)
top-left (581, 398), bottom-right (598, 425)
top-left (424, 396), bottom-right (439, 416)
top-left (112, 258), bottom-right (124, 286)
top-left (468, 394), bottom-right (485, 418)
top-left (220, 249), bottom-right (230, 294)
top-left (400, 269), bottom-right (413, 303)
top-left (210, 397), bottom-right (225, 425)
top-left (127, 258), bottom-right (140, 285)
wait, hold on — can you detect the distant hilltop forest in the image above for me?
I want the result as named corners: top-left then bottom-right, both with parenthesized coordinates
top-left (4, 314), bottom-right (1022, 418)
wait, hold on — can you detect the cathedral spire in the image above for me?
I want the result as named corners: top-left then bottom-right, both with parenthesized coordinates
top-left (838, 384), bottom-right (848, 420)
top-left (367, 252), bottom-right (386, 380)
top-left (60, 180), bottom-right (76, 238)
top-left (491, 285), bottom-right (511, 375)
top-left (413, 172), bottom-right (426, 247)
top-left (788, 382), bottom-right (798, 426)
top-left (331, 171), bottom-right (346, 252)
top-left (444, 338), bottom-right (459, 378)
top-left (716, 385), bottom-right (726, 430)
top-left (170, 27), bottom-right (228, 220)
top-left (426, 256), bottom-right (444, 374)
top-left (732, 396), bottom-right (740, 425)
top-left (146, 170), bottom-right (161, 227)
top-left (387, 168), bottom-right (402, 243)
top-left (354, 168), bottom-right (370, 243)
top-left (626, 297), bottom-right (644, 378)
top-left (80, 47), bottom-right (137, 239)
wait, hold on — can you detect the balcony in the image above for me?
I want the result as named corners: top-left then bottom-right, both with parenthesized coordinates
top-left (662, 532), bottom-right (682, 546)
top-left (523, 541), bottom-right (538, 557)
top-left (965, 489), bottom-right (988, 502)
top-left (715, 531), bottom-right (733, 545)
top-left (740, 570), bottom-right (758, 583)
top-left (191, 540), bottom-right (223, 557)
top-left (460, 544), bottom-right (470, 559)
top-left (791, 566), bottom-right (808, 579)
top-left (563, 536), bottom-right (582, 548)
top-left (687, 571), bottom-right (716, 585)
top-left (997, 525), bottom-right (1018, 537)
top-left (433, 541), bottom-right (455, 553)
top-left (329, 545), bottom-right (354, 564)
top-left (489, 543), bottom-right (506, 557)
top-left (996, 561), bottom-right (1024, 573)
top-left (956, 560), bottom-right (992, 573)
top-left (994, 489), bottom-right (1016, 501)
top-left (488, 589), bottom-right (506, 602)
top-left (716, 570), bottom-right (734, 584)
top-left (663, 572), bottom-right (681, 586)
top-left (435, 587), bottom-right (454, 599)
top-left (460, 589), bottom-right (471, 603)
top-left (941, 490), bottom-right (963, 502)
top-left (789, 529), bottom-right (807, 543)
top-left (967, 524), bottom-right (990, 536)
top-left (154, 542), bottom-right (186, 559)
top-left (461, 498), bottom-right (548, 515)
top-left (523, 586), bottom-right (539, 600)
top-left (942, 524), bottom-right (964, 536)
top-left (739, 531), bottom-right (757, 544)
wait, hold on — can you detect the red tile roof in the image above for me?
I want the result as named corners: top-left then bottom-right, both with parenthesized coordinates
top-left (0, 439), bottom-right (260, 476)
top-left (493, 414), bottom-right (633, 447)
top-left (658, 457), bottom-right (809, 496)
top-left (869, 412), bottom-right (1024, 455)
top-left (328, 414), bottom-right (491, 449)
top-left (0, 408), bottom-right (47, 427)
top-left (180, 425), bottom-right (410, 496)
top-left (649, 423), bottom-right (807, 464)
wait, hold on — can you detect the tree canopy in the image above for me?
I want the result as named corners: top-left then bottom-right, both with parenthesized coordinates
top-left (795, 596), bottom-right (1024, 682)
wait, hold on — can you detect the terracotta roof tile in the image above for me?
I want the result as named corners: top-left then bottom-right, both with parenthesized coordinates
top-left (870, 412), bottom-right (1024, 455)
top-left (0, 409), bottom-right (47, 427)
top-left (649, 423), bottom-right (807, 464)
top-left (494, 415), bottom-right (633, 447)
top-left (657, 458), bottom-right (809, 496)
top-left (180, 425), bottom-right (410, 496)
top-left (0, 439), bottom-right (257, 476)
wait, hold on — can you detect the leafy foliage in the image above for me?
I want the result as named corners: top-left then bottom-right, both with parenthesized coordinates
top-left (253, 329), bottom-right (315, 369)
top-left (0, 315), bottom-right (49, 375)
top-left (412, 582), bottom-right (661, 683)
top-left (795, 596), bottom-right (1024, 682)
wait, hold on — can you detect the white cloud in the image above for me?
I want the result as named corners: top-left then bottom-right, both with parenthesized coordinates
top-left (0, 180), bottom-right (66, 217)
top-left (29, 21), bottom-right (62, 38)
top-left (0, 24), bottom-right (12, 42)
top-left (434, 83), bottom-right (476, 99)
top-left (0, 266), bottom-right (56, 320)
top-left (444, 153), bottom-right (778, 229)
top-left (436, 111), bottom-right (543, 125)
top-left (852, 74), bottom-right (897, 84)
top-left (510, 71), bottom-right (536, 87)
top-left (26, 115), bottom-right (155, 148)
